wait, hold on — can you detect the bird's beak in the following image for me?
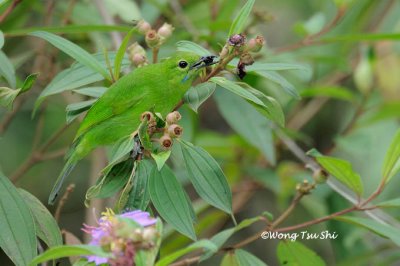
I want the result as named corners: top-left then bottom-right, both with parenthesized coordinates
top-left (189, 55), bottom-right (218, 70)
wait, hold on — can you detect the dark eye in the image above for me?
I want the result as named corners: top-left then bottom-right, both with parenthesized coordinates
top-left (178, 60), bottom-right (188, 68)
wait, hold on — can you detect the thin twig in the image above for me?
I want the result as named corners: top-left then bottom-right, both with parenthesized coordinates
top-left (152, 47), bottom-right (159, 64)
top-left (54, 184), bottom-right (76, 222)
top-left (0, 0), bottom-right (22, 23)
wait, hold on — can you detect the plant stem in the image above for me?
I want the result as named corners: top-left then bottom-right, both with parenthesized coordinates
top-left (152, 47), bottom-right (159, 64)
top-left (0, 0), bottom-right (22, 23)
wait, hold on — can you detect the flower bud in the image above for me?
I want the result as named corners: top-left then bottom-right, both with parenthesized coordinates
top-left (132, 54), bottom-right (148, 67)
top-left (166, 111), bottom-right (181, 124)
top-left (128, 42), bottom-right (146, 56)
top-left (159, 135), bottom-right (172, 149)
top-left (145, 30), bottom-right (161, 48)
top-left (157, 23), bottom-right (174, 40)
top-left (247, 35), bottom-right (265, 52)
top-left (228, 34), bottom-right (246, 47)
top-left (167, 124), bottom-right (183, 138)
top-left (239, 52), bottom-right (254, 66)
top-left (140, 111), bottom-right (154, 122)
top-left (137, 20), bottom-right (151, 34)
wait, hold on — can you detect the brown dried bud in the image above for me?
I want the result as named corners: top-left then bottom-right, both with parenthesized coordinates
top-left (160, 135), bottom-right (172, 149)
top-left (145, 30), bottom-right (161, 48)
top-left (137, 20), bottom-right (152, 34)
top-left (228, 34), bottom-right (246, 47)
top-left (247, 35), bottom-right (265, 53)
top-left (167, 124), bottom-right (183, 138)
top-left (140, 111), bottom-right (154, 122)
top-left (240, 52), bottom-right (254, 66)
top-left (157, 23), bottom-right (174, 40)
top-left (166, 111), bottom-right (181, 124)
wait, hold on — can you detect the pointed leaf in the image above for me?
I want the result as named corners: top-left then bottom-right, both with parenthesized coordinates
top-left (0, 30), bottom-right (4, 49)
top-left (382, 129), bottom-right (400, 182)
top-left (18, 189), bottom-right (62, 248)
top-left (228, 0), bottom-right (255, 36)
top-left (73, 87), bottom-right (107, 98)
top-left (0, 86), bottom-right (20, 109)
top-left (376, 198), bottom-right (400, 208)
top-left (148, 165), bottom-right (196, 240)
top-left (0, 50), bottom-right (16, 88)
top-left (114, 28), bottom-right (135, 80)
top-left (184, 82), bottom-right (216, 112)
top-left (235, 249), bottom-right (267, 266)
top-left (20, 73), bottom-right (39, 93)
top-left (66, 99), bottom-right (96, 123)
top-left (178, 139), bottom-right (232, 214)
top-left (176, 41), bottom-right (211, 56)
top-left (251, 70), bottom-right (300, 99)
top-left (277, 241), bottom-right (325, 266)
top-left (29, 31), bottom-right (111, 80)
top-left (246, 62), bottom-right (311, 73)
top-left (0, 172), bottom-right (37, 266)
top-left (151, 150), bottom-right (171, 171)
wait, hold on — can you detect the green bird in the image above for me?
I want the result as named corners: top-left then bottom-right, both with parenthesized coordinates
top-left (48, 52), bottom-right (217, 204)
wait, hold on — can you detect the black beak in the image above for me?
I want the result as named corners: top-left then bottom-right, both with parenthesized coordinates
top-left (189, 55), bottom-right (219, 70)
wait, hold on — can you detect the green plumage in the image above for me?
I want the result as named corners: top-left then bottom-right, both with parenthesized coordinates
top-left (48, 52), bottom-right (204, 204)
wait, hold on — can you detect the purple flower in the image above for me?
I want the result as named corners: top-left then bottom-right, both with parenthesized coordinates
top-left (83, 209), bottom-right (157, 265)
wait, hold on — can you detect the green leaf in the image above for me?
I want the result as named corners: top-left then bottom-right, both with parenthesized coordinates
top-left (103, 135), bottom-right (135, 173)
top-left (66, 99), bottom-right (96, 123)
top-left (114, 28), bottom-right (135, 80)
top-left (135, 219), bottom-right (163, 266)
top-left (221, 252), bottom-right (239, 266)
top-left (228, 0), bottom-right (255, 36)
top-left (335, 216), bottom-right (400, 246)
top-left (382, 129), bottom-right (400, 182)
top-left (176, 41), bottom-right (211, 56)
top-left (138, 119), bottom-right (152, 151)
top-left (156, 240), bottom-right (217, 266)
top-left (151, 150), bottom-right (171, 171)
top-left (235, 249), bottom-right (267, 266)
top-left (0, 86), bottom-right (20, 109)
top-left (300, 86), bottom-right (355, 101)
top-left (0, 30), bottom-right (4, 49)
top-left (29, 31), bottom-right (111, 80)
top-left (148, 165), bottom-right (196, 240)
top-left (73, 86), bottom-right (107, 98)
top-left (0, 50), bottom-right (16, 88)
top-left (214, 89), bottom-right (276, 164)
top-left (34, 52), bottom-right (129, 112)
top-left (250, 70), bottom-right (300, 99)
top-left (178, 139), bottom-right (232, 214)
top-left (18, 189), bottom-right (62, 248)
top-left (210, 77), bottom-right (264, 106)
top-left (246, 62), bottom-right (311, 73)
top-left (20, 73), bottom-right (39, 93)
top-left (29, 245), bottom-right (111, 266)
top-left (5, 25), bottom-right (133, 36)
top-left (376, 198), bottom-right (400, 208)
top-left (310, 152), bottom-right (363, 195)
top-left (125, 159), bottom-right (154, 210)
top-left (184, 82), bottom-right (216, 112)
top-left (277, 241), bottom-right (325, 266)
top-left (0, 172), bottom-right (37, 266)
top-left (200, 217), bottom-right (261, 261)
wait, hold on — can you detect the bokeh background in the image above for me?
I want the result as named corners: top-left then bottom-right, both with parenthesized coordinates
top-left (1, 0), bottom-right (400, 265)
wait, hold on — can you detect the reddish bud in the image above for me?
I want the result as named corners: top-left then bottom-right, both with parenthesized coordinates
top-left (145, 30), bottom-right (161, 48)
top-left (157, 23), bottom-right (174, 40)
top-left (228, 34), bottom-right (246, 47)
top-left (166, 111), bottom-right (181, 124)
top-left (140, 111), bottom-right (154, 122)
top-left (137, 20), bottom-right (151, 34)
top-left (247, 35), bottom-right (265, 52)
top-left (160, 135), bottom-right (172, 149)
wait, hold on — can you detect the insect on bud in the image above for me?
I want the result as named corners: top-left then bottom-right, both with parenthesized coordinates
top-left (145, 30), bottom-right (161, 48)
top-left (247, 35), bottom-right (265, 53)
top-left (228, 34), bottom-right (246, 47)
top-left (167, 124), bottom-right (183, 138)
top-left (157, 23), bottom-right (174, 40)
top-left (160, 135), bottom-right (173, 149)
top-left (137, 19), bottom-right (152, 34)
top-left (166, 111), bottom-right (181, 124)
top-left (140, 111), bottom-right (154, 122)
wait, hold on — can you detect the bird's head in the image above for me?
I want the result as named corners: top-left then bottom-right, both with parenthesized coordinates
top-left (163, 52), bottom-right (218, 86)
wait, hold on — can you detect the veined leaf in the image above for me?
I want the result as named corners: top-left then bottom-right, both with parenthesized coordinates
top-left (247, 62), bottom-right (311, 73)
top-left (0, 172), bottom-right (37, 266)
top-left (250, 70), bottom-right (300, 99)
top-left (114, 28), bottom-right (135, 80)
top-left (376, 198), bottom-right (400, 208)
top-left (151, 150), bottom-right (171, 171)
top-left (29, 31), bottom-right (111, 80)
top-left (73, 87), bottom-right (107, 98)
top-left (277, 241), bottom-right (325, 266)
top-left (148, 165), bottom-right (196, 240)
top-left (0, 86), bottom-right (20, 109)
top-left (0, 50), bottom-right (16, 88)
top-left (103, 135), bottom-right (136, 173)
top-left (184, 82), bottom-right (216, 112)
top-left (178, 139), bottom-right (232, 214)
top-left (382, 129), bottom-right (400, 182)
top-left (29, 245), bottom-right (111, 266)
top-left (5, 25), bottom-right (132, 36)
top-left (235, 249), bottom-right (267, 266)
top-left (228, 0), bottom-right (255, 36)
top-left (176, 41), bottom-right (211, 56)
top-left (335, 216), bottom-right (400, 246)
top-left (310, 151), bottom-right (364, 196)
top-left (214, 89), bottom-right (275, 164)
top-left (156, 240), bottom-right (217, 266)
top-left (66, 99), bottom-right (96, 123)
top-left (0, 30), bottom-right (4, 49)
top-left (18, 189), bottom-right (62, 248)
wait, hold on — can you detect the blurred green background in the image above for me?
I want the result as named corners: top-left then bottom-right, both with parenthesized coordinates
top-left (1, 0), bottom-right (400, 265)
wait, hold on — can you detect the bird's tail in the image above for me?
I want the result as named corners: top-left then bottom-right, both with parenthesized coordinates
top-left (48, 145), bottom-right (79, 205)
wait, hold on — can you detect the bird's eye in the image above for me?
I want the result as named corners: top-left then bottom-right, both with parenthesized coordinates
top-left (178, 60), bottom-right (188, 68)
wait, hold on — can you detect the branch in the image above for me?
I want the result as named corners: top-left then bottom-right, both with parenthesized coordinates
top-left (0, 0), bottom-right (22, 23)
top-left (54, 183), bottom-right (76, 222)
